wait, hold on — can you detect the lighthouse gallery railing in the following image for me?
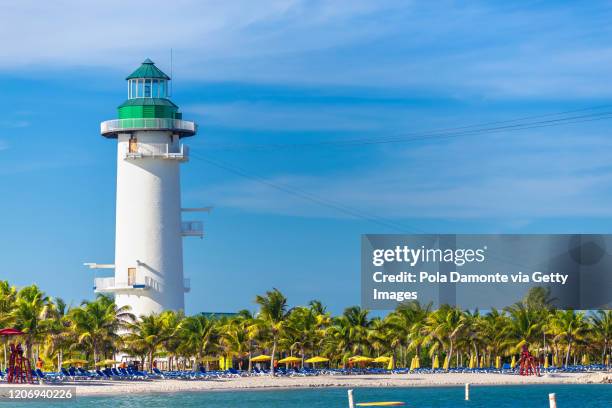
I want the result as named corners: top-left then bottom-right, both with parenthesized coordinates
top-left (101, 118), bottom-right (196, 134)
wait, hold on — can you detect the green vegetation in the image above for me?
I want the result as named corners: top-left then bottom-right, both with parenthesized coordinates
top-left (0, 282), bottom-right (610, 374)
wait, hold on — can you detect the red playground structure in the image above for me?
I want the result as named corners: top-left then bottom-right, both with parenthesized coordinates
top-left (0, 328), bottom-right (33, 384)
top-left (519, 344), bottom-right (541, 376)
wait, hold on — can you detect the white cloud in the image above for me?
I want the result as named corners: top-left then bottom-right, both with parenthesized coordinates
top-left (2, 1), bottom-right (612, 98)
top-left (189, 131), bottom-right (612, 219)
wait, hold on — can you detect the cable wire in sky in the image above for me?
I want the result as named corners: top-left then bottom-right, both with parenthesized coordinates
top-left (201, 105), bottom-right (612, 151)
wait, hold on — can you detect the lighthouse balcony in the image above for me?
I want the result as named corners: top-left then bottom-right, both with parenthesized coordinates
top-left (123, 142), bottom-right (189, 161)
top-left (101, 118), bottom-right (196, 137)
top-left (181, 221), bottom-right (203, 238)
top-left (93, 276), bottom-right (155, 293)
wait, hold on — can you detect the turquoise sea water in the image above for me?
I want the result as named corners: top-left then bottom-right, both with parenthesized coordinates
top-left (0, 385), bottom-right (610, 407)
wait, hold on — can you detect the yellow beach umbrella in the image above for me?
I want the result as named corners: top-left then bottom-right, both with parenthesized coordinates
top-left (605, 355), bottom-right (610, 366)
top-left (63, 358), bottom-right (88, 366)
top-left (95, 359), bottom-right (120, 367)
top-left (442, 356), bottom-right (449, 370)
top-left (543, 355), bottom-right (549, 369)
top-left (221, 356), bottom-right (232, 370)
top-left (251, 355), bottom-right (272, 363)
top-left (351, 356), bottom-right (374, 364)
top-left (432, 355), bottom-right (440, 370)
top-left (553, 354), bottom-right (558, 367)
top-left (409, 357), bottom-right (415, 371)
top-left (414, 356), bottom-right (420, 369)
top-left (479, 355), bottom-right (485, 369)
top-left (583, 354), bottom-right (590, 365)
top-left (510, 355), bottom-right (516, 369)
top-left (468, 355), bottom-right (475, 369)
top-left (495, 356), bottom-right (501, 370)
top-left (387, 356), bottom-right (394, 370)
top-left (305, 356), bottom-right (329, 364)
top-left (278, 356), bottom-right (302, 364)
top-left (373, 356), bottom-right (391, 363)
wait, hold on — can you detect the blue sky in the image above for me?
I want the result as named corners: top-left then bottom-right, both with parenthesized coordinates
top-left (2, 1), bottom-right (612, 314)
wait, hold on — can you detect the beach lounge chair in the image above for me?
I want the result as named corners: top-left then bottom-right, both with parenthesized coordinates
top-left (152, 367), bottom-right (166, 378)
top-left (103, 368), bottom-right (120, 379)
top-left (111, 367), bottom-right (130, 379)
top-left (77, 367), bottom-right (96, 378)
top-left (96, 369), bottom-right (111, 379)
top-left (61, 367), bottom-right (76, 380)
top-left (124, 366), bottom-right (148, 380)
top-left (35, 368), bottom-right (63, 383)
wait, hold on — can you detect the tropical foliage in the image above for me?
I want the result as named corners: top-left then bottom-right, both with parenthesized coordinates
top-left (0, 281), bottom-right (610, 374)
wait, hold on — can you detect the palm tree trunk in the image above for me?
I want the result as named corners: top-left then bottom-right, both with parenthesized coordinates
top-left (447, 340), bottom-right (454, 370)
top-left (270, 337), bottom-right (277, 377)
top-left (248, 350), bottom-right (253, 373)
top-left (300, 346), bottom-right (305, 369)
top-left (26, 338), bottom-right (33, 362)
top-left (565, 341), bottom-right (572, 367)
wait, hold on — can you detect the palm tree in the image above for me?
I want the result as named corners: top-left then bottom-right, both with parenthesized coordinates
top-left (481, 309), bottom-right (511, 364)
top-left (242, 310), bottom-right (264, 372)
top-left (221, 317), bottom-right (251, 370)
top-left (591, 310), bottom-right (612, 364)
top-left (325, 306), bottom-right (372, 367)
top-left (254, 288), bottom-right (291, 376)
top-left (44, 297), bottom-right (72, 370)
top-left (160, 310), bottom-right (185, 371)
top-left (69, 295), bottom-right (133, 366)
top-left (0, 280), bottom-right (17, 327)
top-left (125, 312), bottom-right (172, 371)
top-left (0, 280), bottom-right (17, 371)
top-left (504, 303), bottom-right (542, 351)
top-left (12, 285), bottom-right (52, 361)
top-left (388, 301), bottom-right (431, 367)
top-left (368, 317), bottom-right (394, 358)
top-left (423, 305), bottom-right (466, 369)
top-left (549, 310), bottom-right (588, 367)
top-left (178, 314), bottom-right (218, 370)
top-left (285, 306), bottom-right (318, 367)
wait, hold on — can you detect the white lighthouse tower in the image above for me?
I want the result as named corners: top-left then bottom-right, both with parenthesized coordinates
top-left (88, 59), bottom-right (202, 317)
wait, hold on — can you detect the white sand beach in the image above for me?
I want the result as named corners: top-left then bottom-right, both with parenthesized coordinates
top-left (0, 372), bottom-right (609, 396)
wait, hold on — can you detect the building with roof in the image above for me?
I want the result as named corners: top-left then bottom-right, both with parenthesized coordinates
top-left (86, 59), bottom-right (205, 317)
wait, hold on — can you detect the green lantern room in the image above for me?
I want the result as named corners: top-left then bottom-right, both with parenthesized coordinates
top-left (119, 58), bottom-right (181, 120)
top-left (101, 59), bottom-right (196, 138)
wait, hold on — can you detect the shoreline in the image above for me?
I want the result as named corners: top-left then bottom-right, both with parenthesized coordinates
top-left (0, 372), bottom-right (609, 397)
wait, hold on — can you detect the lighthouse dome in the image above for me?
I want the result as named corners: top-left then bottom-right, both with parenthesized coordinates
top-left (100, 59), bottom-right (196, 138)
top-left (126, 58), bottom-right (171, 80)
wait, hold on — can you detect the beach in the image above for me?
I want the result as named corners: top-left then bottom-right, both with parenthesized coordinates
top-left (0, 372), bottom-right (609, 396)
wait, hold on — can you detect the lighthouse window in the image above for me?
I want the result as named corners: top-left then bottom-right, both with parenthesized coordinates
top-left (129, 80), bottom-right (137, 99)
top-left (152, 79), bottom-right (159, 98)
top-left (144, 79), bottom-right (152, 97)
top-left (128, 78), bottom-right (167, 99)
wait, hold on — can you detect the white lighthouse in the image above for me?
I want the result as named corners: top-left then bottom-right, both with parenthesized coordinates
top-left (88, 59), bottom-right (202, 317)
